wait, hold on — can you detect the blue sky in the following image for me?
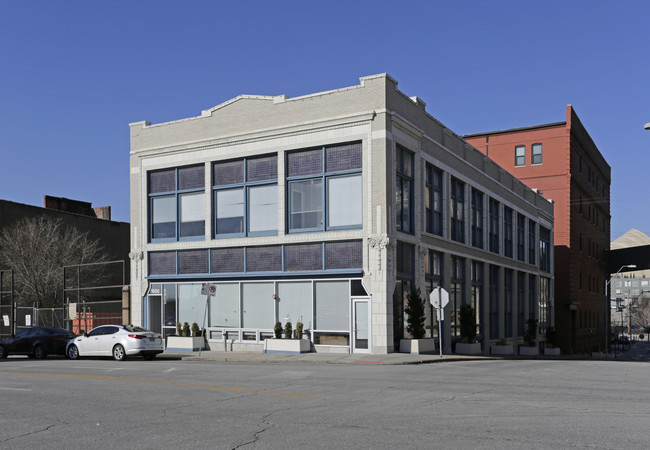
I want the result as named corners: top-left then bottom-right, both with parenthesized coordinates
top-left (1, 1), bottom-right (649, 241)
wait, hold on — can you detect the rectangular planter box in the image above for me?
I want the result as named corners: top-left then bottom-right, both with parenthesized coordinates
top-left (544, 347), bottom-right (561, 356)
top-left (399, 338), bottom-right (436, 355)
top-left (455, 342), bottom-right (482, 355)
top-left (264, 339), bottom-right (311, 354)
top-left (166, 336), bottom-right (207, 352)
top-left (519, 346), bottom-right (539, 356)
top-left (490, 344), bottom-right (514, 355)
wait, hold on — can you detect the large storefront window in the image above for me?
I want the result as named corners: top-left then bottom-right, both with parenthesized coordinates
top-left (210, 283), bottom-right (239, 328)
top-left (242, 282), bottom-right (275, 329)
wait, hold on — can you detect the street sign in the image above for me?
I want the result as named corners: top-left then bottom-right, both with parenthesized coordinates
top-left (430, 287), bottom-right (449, 309)
top-left (201, 283), bottom-right (217, 296)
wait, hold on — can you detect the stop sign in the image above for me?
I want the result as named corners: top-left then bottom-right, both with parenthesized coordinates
top-left (430, 287), bottom-right (449, 309)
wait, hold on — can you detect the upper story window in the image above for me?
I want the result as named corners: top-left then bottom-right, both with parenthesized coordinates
top-left (396, 145), bottom-right (414, 234)
top-left (450, 177), bottom-right (465, 243)
top-left (532, 143), bottom-right (543, 165)
top-left (517, 214), bottom-right (526, 262)
top-left (488, 198), bottom-right (500, 254)
top-left (213, 155), bottom-right (278, 237)
top-left (503, 206), bottom-right (514, 258)
top-left (515, 145), bottom-right (526, 166)
top-left (149, 165), bottom-right (205, 243)
top-left (425, 163), bottom-right (443, 236)
top-left (539, 226), bottom-right (551, 272)
top-left (528, 219), bottom-right (536, 264)
top-left (471, 188), bottom-right (484, 249)
top-left (287, 142), bottom-right (362, 233)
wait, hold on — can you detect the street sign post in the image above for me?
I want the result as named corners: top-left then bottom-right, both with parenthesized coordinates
top-left (430, 287), bottom-right (449, 358)
top-left (199, 283), bottom-right (216, 357)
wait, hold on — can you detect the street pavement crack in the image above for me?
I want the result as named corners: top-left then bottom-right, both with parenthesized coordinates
top-left (0, 423), bottom-right (59, 444)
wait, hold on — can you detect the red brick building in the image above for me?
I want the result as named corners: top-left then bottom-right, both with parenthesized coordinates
top-left (464, 106), bottom-right (610, 354)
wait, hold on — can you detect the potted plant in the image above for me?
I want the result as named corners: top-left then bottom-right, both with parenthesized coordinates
top-left (544, 326), bottom-right (561, 355)
top-left (455, 304), bottom-right (482, 354)
top-left (400, 288), bottom-right (435, 354)
top-left (491, 338), bottom-right (514, 355)
top-left (264, 320), bottom-right (311, 354)
top-left (166, 321), bottom-right (206, 352)
top-left (519, 319), bottom-right (539, 356)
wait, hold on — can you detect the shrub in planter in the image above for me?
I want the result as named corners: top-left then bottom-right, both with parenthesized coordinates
top-left (295, 322), bottom-right (304, 339)
top-left (176, 322), bottom-right (182, 336)
top-left (459, 304), bottom-right (477, 343)
top-left (191, 322), bottom-right (201, 337)
top-left (524, 319), bottom-right (538, 347)
top-left (284, 321), bottom-right (293, 339)
top-left (274, 321), bottom-right (283, 339)
top-left (182, 322), bottom-right (191, 337)
top-left (404, 288), bottom-right (426, 339)
top-left (545, 326), bottom-right (556, 348)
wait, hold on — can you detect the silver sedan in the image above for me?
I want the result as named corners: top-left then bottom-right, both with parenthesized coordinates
top-left (66, 324), bottom-right (164, 361)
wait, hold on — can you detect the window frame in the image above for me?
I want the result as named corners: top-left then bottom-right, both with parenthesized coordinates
top-left (450, 177), bottom-right (466, 244)
top-left (515, 145), bottom-right (526, 167)
top-left (471, 188), bottom-right (484, 249)
top-left (286, 143), bottom-right (362, 234)
top-left (149, 165), bottom-right (205, 244)
top-left (425, 163), bottom-right (443, 236)
top-left (213, 155), bottom-right (278, 238)
top-left (531, 143), bottom-right (543, 165)
top-left (396, 145), bottom-right (414, 235)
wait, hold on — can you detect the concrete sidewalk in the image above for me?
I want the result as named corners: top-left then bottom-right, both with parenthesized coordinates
top-left (158, 349), bottom-right (500, 365)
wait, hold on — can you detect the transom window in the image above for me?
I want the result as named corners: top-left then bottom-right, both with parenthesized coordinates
top-left (532, 143), bottom-right (543, 165)
top-left (515, 145), bottom-right (526, 166)
top-left (287, 142), bottom-right (362, 233)
top-left (213, 155), bottom-right (278, 237)
top-left (149, 165), bottom-right (205, 243)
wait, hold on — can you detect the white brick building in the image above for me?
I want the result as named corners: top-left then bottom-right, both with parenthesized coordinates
top-left (129, 74), bottom-right (554, 354)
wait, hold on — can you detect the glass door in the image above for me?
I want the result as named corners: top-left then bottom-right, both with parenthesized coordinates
top-left (352, 298), bottom-right (370, 353)
top-left (148, 295), bottom-right (162, 334)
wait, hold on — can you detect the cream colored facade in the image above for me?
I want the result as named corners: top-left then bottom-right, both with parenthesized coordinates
top-left (129, 74), bottom-right (554, 354)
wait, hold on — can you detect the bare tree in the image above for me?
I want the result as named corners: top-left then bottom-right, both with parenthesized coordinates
top-left (630, 297), bottom-right (650, 333)
top-left (0, 216), bottom-right (108, 308)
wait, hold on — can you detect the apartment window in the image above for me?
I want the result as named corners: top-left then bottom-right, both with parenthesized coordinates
top-left (450, 177), bottom-right (465, 243)
top-left (517, 214), bottom-right (526, 262)
top-left (214, 155), bottom-right (278, 237)
top-left (503, 207), bottom-right (514, 258)
top-left (471, 261), bottom-right (484, 337)
top-left (396, 145), bottom-right (414, 234)
top-left (287, 142), bottom-right (362, 233)
top-left (489, 266), bottom-right (499, 339)
top-left (425, 164), bottom-right (443, 236)
top-left (515, 145), bottom-right (526, 166)
top-left (450, 256), bottom-right (466, 338)
top-left (394, 242), bottom-right (415, 345)
top-left (532, 143), bottom-right (543, 165)
top-left (488, 198), bottom-right (500, 254)
top-left (528, 219), bottom-right (536, 264)
top-left (539, 226), bottom-right (551, 273)
top-left (471, 188), bottom-right (484, 249)
top-left (504, 269), bottom-right (513, 338)
top-left (149, 165), bottom-right (205, 242)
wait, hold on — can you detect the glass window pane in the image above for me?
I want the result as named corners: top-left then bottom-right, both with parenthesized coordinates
top-left (328, 175), bottom-right (362, 228)
top-left (152, 196), bottom-right (176, 239)
top-left (242, 282), bottom-right (275, 329)
top-left (216, 188), bottom-right (244, 234)
top-left (180, 192), bottom-right (204, 237)
top-left (163, 284), bottom-right (177, 327)
top-left (249, 185), bottom-right (277, 233)
top-left (178, 284), bottom-right (206, 327)
top-left (289, 179), bottom-right (322, 230)
top-left (210, 283), bottom-right (240, 328)
top-left (277, 282), bottom-right (312, 329)
top-left (314, 280), bottom-right (349, 331)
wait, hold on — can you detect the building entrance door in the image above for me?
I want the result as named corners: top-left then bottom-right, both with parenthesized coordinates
top-left (352, 298), bottom-right (370, 353)
top-left (148, 295), bottom-right (162, 334)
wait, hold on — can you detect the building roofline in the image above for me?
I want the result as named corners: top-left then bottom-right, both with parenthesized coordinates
top-left (461, 121), bottom-right (566, 139)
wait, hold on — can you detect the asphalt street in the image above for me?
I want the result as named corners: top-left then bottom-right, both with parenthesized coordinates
top-left (0, 350), bottom-right (649, 449)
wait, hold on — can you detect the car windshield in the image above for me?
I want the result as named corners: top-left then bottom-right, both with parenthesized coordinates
top-left (123, 325), bottom-right (149, 333)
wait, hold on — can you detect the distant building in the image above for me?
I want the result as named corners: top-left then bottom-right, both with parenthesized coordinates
top-left (464, 106), bottom-right (610, 354)
top-left (129, 74), bottom-right (554, 355)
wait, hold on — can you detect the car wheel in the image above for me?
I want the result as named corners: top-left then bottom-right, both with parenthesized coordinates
top-left (0, 345), bottom-right (6, 359)
top-left (67, 345), bottom-right (79, 360)
top-left (34, 345), bottom-right (47, 359)
top-left (112, 344), bottom-right (126, 361)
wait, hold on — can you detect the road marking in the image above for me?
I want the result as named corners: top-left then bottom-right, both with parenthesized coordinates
top-left (0, 387), bottom-right (31, 391)
top-left (164, 367), bottom-right (176, 373)
top-left (0, 372), bottom-right (312, 399)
